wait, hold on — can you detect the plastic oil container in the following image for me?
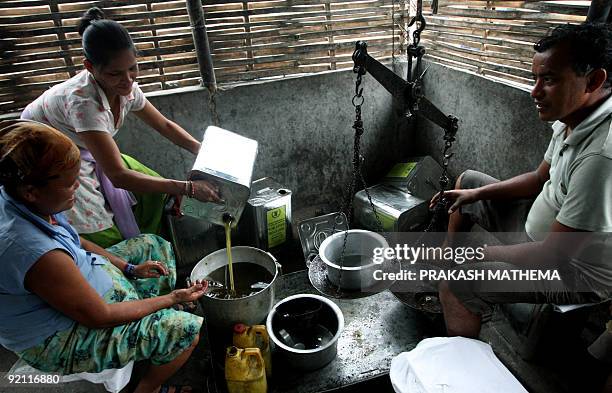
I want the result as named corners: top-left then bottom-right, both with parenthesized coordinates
top-left (233, 324), bottom-right (272, 377)
top-left (225, 346), bottom-right (267, 393)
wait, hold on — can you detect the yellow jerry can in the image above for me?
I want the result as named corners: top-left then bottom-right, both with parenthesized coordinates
top-left (225, 346), bottom-right (267, 393)
top-left (233, 323), bottom-right (272, 377)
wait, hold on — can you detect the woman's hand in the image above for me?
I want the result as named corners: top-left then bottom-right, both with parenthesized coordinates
top-left (429, 188), bottom-right (480, 214)
top-left (133, 260), bottom-right (169, 278)
top-left (171, 280), bottom-right (208, 304)
top-left (190, 140), bottom-right (202, 156)
top-left (192, 180), bottom-right (222, 203)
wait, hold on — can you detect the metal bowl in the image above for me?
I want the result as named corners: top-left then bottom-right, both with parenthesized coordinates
top-left (266, 294), bottom-right (344, 371)
top-left (318, 229), bottom-right (389, 290)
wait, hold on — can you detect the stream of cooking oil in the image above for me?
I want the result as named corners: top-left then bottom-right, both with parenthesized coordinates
top-left (224, 219), bottom-right (236, 295)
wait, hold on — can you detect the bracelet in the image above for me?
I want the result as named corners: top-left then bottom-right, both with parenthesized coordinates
top-left (183, 181), bottom-right (190, 196)
top-left (188, 180), bottom-right (196, 198)
top-left (124, 263), bottom-right (136, 279)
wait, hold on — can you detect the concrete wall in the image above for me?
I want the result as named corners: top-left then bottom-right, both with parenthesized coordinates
top-left (117, 68), bottom-right (412, 215)
top-left (118, 59), bottom-right (554, 216)
top-left (406, 60), bottom-right (553, 181)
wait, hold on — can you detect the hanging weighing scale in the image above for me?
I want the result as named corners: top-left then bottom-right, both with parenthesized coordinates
top-left (304, 0), bottom-right (460, 310)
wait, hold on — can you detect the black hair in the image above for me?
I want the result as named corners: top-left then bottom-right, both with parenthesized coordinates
top-left (78, 7), bottom-right (136, 67)
top-left (0, 156), bottom-right (24, 187)
top-left (534, 23), bottom-right (612, 88)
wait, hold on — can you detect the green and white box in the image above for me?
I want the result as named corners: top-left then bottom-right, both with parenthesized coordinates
top-left (239, 177), bottom-right (292, 249)
top-left (382, 156), bottom-right (444, 200)
top-left (353, 184), bottom-right (429, 232)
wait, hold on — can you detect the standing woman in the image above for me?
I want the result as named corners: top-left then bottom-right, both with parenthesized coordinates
top-left (21, 7), bottom-right (218, 248)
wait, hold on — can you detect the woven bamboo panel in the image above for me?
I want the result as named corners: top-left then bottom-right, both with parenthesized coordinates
top-left (417, 0), bottom-right (587, 86)
top-left (0, 0), bottom-right (403, 113)
top-left (1, 0), bottom-right (588, 113)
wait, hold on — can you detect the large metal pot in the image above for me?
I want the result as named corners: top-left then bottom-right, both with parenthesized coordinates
top-left (266, 294), bottom-right (344, 371)
top-left (319, 229), bottom-right (388, 290)
top-left (190, 246), bottom-right (281, 331)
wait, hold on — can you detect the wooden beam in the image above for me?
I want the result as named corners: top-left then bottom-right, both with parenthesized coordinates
top-left (587, 0), bottom-right (612, 22)
top-left (186, 0), bottom-right (217, 91)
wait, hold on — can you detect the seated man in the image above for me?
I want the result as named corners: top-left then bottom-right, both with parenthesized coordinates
top-left (434, 23), bottom-right (612, 338)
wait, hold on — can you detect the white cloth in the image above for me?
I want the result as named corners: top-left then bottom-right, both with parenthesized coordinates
top-left (62, 361), bottom-right (134, 393)
top-left (390, 337), bottom-right (527, 393)
top-left (553, 303), bottom-right (597, 313)
top-left (21, 70), bottom-right (146, 233)
top-left (9, 358), bottom-right (133, 393)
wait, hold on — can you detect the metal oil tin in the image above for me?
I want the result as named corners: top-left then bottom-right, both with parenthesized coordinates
top-left (238, 177), bottom-right (292, 250)
top-left (382, 156), bottom-right (443, 200)
top-left (353, 184), bottom-right (429, 232)
top-left (181, 126), bottom-right (258, 227)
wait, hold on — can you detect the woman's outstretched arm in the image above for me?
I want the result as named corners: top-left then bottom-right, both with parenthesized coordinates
top-left (24, 250), bottom-right (205, 328)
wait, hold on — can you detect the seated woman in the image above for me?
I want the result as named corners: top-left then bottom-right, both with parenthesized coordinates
top-left (21, 7), bottom-right (219, 248)
top-left (0, 120), bottom-right (206, 393)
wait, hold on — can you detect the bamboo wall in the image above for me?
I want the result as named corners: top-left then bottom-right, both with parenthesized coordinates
top-left (419, 0), bottom-right (588, 87)
top-left (0, 0), bottom-right (587, 114)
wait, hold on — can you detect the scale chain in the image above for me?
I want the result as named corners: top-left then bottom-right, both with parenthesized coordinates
top-left (424, 128), bottom-right (456, 232)
top-left (334, 71), bottom-right (390, 295)
top-left (334, 55), bottom-right (455, 295)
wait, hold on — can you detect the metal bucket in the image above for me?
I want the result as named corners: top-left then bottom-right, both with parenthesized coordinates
top-left (190, 246), bottom-right (281, 331)
top-left (319, 229), bottom-right (389, 290)
top-left (266, 294), bottom-right (344, 371)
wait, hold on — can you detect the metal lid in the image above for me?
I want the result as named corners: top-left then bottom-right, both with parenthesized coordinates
top-left (297, 212), bottom-right (348, 263)
top-left (248, 177), bottom-right (292, 207)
